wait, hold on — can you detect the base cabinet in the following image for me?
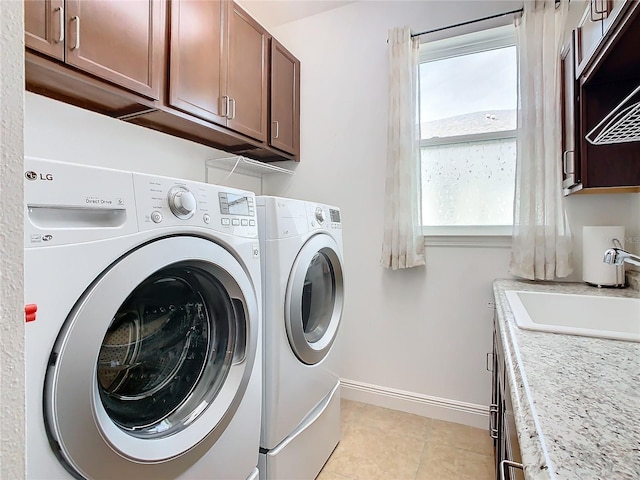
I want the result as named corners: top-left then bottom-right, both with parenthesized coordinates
top-left (490, 314), bottom-right (524, 480)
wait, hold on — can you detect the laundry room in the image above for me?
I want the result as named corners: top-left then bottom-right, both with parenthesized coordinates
top-left (2, 0), bottom-right (640, 479)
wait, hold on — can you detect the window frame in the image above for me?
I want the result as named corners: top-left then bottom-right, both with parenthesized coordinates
top-left (418, 24), bottom-right (517, 244)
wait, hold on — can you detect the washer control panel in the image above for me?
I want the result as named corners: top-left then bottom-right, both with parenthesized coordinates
top-left (167, 186), bottom-right (197, 219)
top-left (133, 173), bottom-right (258, 238)
top-left (24, 157), bottom-right (139, 247)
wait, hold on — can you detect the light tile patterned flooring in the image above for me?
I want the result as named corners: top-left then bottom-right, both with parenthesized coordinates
top-left (318, 399), bottom-right (495, 480)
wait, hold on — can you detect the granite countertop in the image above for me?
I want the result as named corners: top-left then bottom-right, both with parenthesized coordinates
top-left (492, 273), bottom-right (640, 480)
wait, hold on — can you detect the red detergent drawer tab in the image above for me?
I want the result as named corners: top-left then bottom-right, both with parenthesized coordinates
top-left (25, 304), bottom-right (37, 322)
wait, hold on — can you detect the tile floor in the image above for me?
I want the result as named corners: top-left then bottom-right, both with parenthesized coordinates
top-left (318, 399), bottom-right (495, 480)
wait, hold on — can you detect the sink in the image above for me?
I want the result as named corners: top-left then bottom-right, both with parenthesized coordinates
top-left (505, 290), bottom-right (640, 342)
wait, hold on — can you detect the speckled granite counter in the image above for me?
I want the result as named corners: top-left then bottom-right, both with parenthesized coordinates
top-left (493, 276), bottom-right (640, 480)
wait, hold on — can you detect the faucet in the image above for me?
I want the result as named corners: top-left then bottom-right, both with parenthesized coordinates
top-left (603, 248), bottom-right (640, 267)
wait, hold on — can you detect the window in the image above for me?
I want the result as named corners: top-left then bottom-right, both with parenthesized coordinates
top-left (419, 25), bottom-right (517, 238)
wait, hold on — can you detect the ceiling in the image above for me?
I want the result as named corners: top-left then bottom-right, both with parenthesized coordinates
top-left (236, 0), bottom-right (356, 29)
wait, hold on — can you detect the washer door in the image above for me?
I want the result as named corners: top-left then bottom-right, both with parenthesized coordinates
top-left (285, 233), bottom-right (344, 365)
top-left (45, 236), bottom-right (258, 478)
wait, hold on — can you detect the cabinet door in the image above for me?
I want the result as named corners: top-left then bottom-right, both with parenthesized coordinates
top-left (270, 38), bottom-right (300, 157)
top-left (561, 33), bottom-right (581, 194)
top-left (502, 376), bottom-right (525, 480)
top-left (493, 314), bottom-right (524, 480)
top-left (602, 0), bottom-right (627, 36)
top-left (169, 0), bottom-right (226, 124)
top-left (64, 0), bottom-right (164, 100)
top-left (576, 1), bottom-right (605, 77)
top-left (226, 2), bottom-right (268, 142)
top-left (25, 0), bottom-right (65, 59)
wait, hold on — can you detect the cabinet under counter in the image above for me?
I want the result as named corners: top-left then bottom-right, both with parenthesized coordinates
top-left (492, 279), bottom-right (640, 479)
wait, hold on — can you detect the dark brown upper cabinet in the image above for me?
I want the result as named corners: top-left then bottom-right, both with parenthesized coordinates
top-left (25, 0), bottom-right (165, 101)
top-left (270, 38), bottom-right (300, 158)
top-left (24, 0), bottom-right (299, 163)
top-left (168, 0), bottom-right (268, 143)
top-left (168, 0), bottom-right (227, 124)
top-left (226, 2), bottom-right (269, 142)
top-left (25, 0), bottom-right (65, 59)
top-left (563, 1), bottom-right (640, 195)
top-left (561, 33), bottom-right (581, 194)
top-left (575, 0), bottom-right (627, 79)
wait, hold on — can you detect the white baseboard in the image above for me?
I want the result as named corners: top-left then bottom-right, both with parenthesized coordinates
top-left (340, 378), bottom-right (489, 430)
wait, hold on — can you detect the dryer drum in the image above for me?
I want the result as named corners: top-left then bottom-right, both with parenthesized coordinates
top-left (301, 252), bottom-right (336, 344)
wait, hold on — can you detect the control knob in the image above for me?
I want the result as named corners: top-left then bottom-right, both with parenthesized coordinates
top-left (168, 186), bottom-right (196, 219)
top-left (315, 207), bottom-right (325, 223)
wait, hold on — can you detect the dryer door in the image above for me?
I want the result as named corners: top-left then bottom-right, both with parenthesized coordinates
top-left (285, 233), bottom-right (344, 365)
top-left (44, 236), bottom-right (258, 478)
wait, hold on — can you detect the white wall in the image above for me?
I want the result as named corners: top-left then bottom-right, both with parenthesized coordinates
top-left (565, 193), bottom-right (640, 281)
top-left (0, 0), bottom-right (26, 476)
top-left (24, 93), bottom-right (264, 194)
top-left (256, 0), bottom-right (640, 426)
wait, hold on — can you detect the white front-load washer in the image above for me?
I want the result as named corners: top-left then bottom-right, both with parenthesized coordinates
top-left (24, 157), bottom-right (262, 480)
top-left (257, 196), bottom-right (344, 480)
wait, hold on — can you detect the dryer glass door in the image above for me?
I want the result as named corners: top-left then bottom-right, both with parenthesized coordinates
top-left (302, 252), bottom-right (335, 343)
top-left (44, 236), bottom-right (258, 478)
top-left (285, 234), bottom-right (344, 365)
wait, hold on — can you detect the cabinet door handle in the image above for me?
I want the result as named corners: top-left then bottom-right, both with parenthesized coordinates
top-left (55, 6), bottom-right (64, 43)
top-left (563, 150), bottom-right (574, 175)
top-left (486, 352), bottom-right (494, 372)
top-left (500, 460), bottom-right (524, 480)
top-left (221, 95), bottom-right (229, 118)
top-left (593, 0), bottom-right (610, 17)
top-left (228, 98), bottom-right (236, 120)
top-left (589, 0), bottom-right (599, 21)
top-left (590, 0), bottom-right (610, 21)
top-left (71, 15), bottom-right (80, 50)
top-left (489, 404), bottom-right (499, 439)
top-left (272, 120), bottom-right (279, 139)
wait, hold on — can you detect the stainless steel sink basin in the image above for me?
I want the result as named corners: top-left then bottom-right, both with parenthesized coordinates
top-left (505, 290), bottom-right (640, 342)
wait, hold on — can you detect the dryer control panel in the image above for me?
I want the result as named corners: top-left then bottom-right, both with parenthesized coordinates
top-left (133, 173), bottom-right (258, 238)
top-left (305, 202), bottom-right (342, 231)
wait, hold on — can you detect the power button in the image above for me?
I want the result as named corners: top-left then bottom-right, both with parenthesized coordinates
top-left (151, 211), bottom-right (163, 223)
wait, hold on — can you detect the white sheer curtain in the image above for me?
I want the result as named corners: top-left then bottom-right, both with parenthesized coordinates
top-left (510, 1), bottom-right (573, 280)
top-left (380, 27), bottom-right (425, 270)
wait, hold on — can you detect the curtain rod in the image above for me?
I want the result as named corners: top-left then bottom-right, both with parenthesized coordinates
top-left (410, 8), bottom-right (524, 38)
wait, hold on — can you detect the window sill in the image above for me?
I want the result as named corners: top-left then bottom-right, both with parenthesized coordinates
top-left (423, 226), bottom-right (512, 248)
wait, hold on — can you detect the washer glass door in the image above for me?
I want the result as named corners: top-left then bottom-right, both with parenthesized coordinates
top-left (45, 236), bottom-right (258, 478)
top-left (97, 265), bottom-right (237, 437)
top-left (285, 233), bottom-right (344, 365)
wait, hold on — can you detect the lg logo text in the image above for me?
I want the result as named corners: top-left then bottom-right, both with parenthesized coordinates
top-left (25, 171), bottom-right (54, 181)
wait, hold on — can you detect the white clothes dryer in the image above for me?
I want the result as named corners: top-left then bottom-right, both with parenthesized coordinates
top-left (257, 196), bottom-right (344, 480)
top-left (24, 157), bottom-right (262, 480)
